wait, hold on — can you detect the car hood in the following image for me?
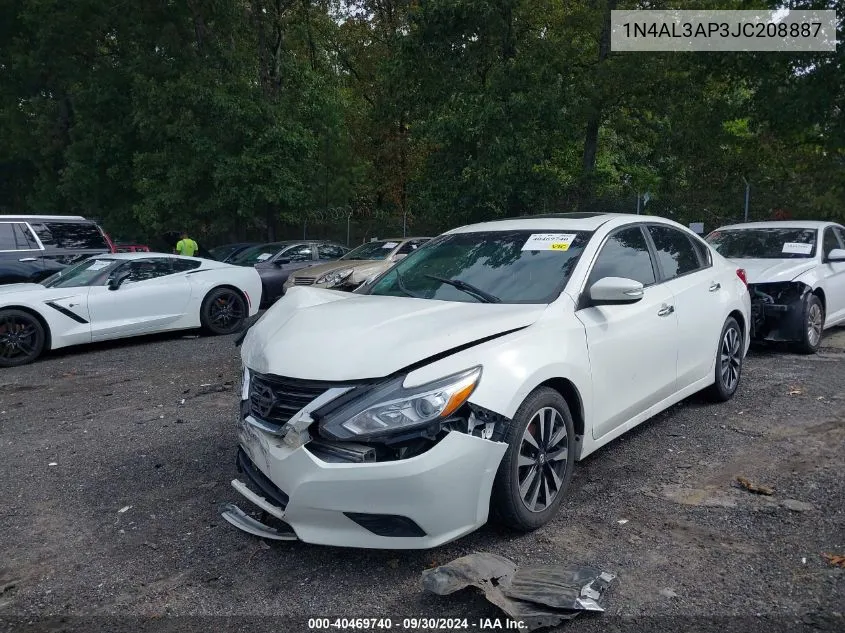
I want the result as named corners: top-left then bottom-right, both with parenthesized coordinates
top-left (289, 259), bottom-right (386, 280)
top-left (0, 283), bottom-right (50, 299)
top-left (241, 287), bottom-right (547, 381)
top-left (729, 258), bottom-right (817, 284)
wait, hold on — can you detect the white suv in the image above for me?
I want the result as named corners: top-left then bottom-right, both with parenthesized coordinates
top-left (224, 212), bottom-right (751, 549)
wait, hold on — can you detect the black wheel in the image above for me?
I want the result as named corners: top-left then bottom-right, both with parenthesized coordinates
top-left (705, 316), bottom-right (743, 402)
top-left (795, 294), bottom-right (824, 355)
top-left (491, 387), bottom-right (576, 532)
top-left (0, 309), bottom-right (46, 367)
top-left (201, 287), bottom-right (247, 335)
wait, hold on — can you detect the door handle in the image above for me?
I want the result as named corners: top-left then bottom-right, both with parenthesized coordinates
top-left (657, 304), bottom-right (674, 317)
top-left (18, 257), bottom-right (37, 262)
top-left (709, 282), bottom-right (721, 292)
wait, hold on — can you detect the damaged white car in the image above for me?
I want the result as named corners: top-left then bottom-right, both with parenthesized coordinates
top-left (224, 212), bottom-right (752, 549)
top-left (706, 221), bottom-right (845, 353)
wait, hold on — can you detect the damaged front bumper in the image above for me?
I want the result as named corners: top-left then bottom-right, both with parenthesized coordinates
top-left (227, 415), bottom-right (507, 549)
top-left (749, 282), bottom-right (811, 342)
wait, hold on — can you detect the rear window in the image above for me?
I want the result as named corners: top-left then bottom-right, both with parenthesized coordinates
top-left (30, 221), bottom-right (109, 250)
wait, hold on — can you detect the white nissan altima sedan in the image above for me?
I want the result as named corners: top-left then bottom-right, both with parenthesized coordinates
top-left (225, 212), bottom-right (751, 549)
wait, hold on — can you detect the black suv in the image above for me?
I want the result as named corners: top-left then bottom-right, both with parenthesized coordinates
top-left (0, 215), bottom-right (114, 285)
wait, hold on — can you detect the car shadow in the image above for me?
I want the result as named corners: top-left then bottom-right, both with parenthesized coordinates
top-left (43, 329), bottom-right (228, 360)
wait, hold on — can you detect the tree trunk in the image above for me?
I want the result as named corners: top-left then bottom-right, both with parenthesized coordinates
top-left (581, 0), bottom-right (617, 177)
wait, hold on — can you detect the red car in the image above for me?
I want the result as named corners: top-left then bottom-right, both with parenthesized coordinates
top-left (114, 244), bottom-right (151, 253)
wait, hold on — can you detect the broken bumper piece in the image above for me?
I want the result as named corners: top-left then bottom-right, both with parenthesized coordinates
top-left (227, 418), bottom-right (507, 549)
top-left (220, 503), bottom-right (297, 541)
top-left (422, 553), bottom-right (616, 631)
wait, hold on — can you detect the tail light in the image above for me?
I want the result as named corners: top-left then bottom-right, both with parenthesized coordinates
top-left (100, 227), bottom-right (117, 253)
top-left (736, 268), bottom-right (748, 286)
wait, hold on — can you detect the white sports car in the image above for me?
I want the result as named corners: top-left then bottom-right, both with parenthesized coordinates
top-left (225, 212), bottom-right (751, 549)
top-left (706, 221), bottom-right (845, 353)
top-left (0, 253), bottom-right (262, 367)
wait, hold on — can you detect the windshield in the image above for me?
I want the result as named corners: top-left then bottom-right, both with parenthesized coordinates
top-left (341, 241), bottom-right (397, 261)
top-left (41, 258), bottom-right (118, 288)
top-left (209, 245), bottom-right (239, 260)
top-left (229, 243), bottom-right (287, 265)
top-left (365, 230), bottom-right (592, 304)
top-left (706, 228), bottom-right (818, 259)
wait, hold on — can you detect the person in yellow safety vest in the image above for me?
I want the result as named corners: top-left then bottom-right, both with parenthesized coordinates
top-left (174, 231), bottom-right (199, 257)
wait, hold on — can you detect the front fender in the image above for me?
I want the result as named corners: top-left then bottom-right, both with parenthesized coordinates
top-left (403, 319), bottom-right (592, 430)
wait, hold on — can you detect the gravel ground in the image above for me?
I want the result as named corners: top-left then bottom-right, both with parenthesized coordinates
top-left (0, 328), bottom-right (843, 633)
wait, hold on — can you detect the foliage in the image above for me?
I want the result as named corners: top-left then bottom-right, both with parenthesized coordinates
top-left (0, 0), bottom-right (842, 245)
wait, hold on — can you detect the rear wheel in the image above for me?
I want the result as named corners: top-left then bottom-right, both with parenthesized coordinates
top-left (201, 288), bottom-right (247, 335)
top-left (795, 294), bottom-right (824, 355)
top-left (491, 387), bottom-right (576, 531)
top-left (0, 309), bottom-right (46, 367)
top-left (705, 316), bottom-right (743, 402)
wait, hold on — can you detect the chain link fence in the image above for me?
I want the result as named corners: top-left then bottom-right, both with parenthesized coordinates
top-left (202, 181), bottom-right (820, 248)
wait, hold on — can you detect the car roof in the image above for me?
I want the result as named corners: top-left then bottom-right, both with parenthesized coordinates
top-left (88, 252), bottom-right (205, 261)
top-left (0, 215), bottom-right (89, 222)
top-left (447, 212), bottom-right (661, 234)
top-left (713, 220), bottom-right (840, 231)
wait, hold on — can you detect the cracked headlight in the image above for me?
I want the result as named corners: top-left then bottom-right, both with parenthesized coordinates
top-left (317, 268), bottom-right (354, 287)
top-left (319, 366), bottom-right (482, 440)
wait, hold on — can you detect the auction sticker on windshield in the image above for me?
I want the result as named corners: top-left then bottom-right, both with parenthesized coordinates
top-left (782, 242), bottom-right (813, 255)
top-left (88, 260), bottom-right (111, 270)
top-left (382, 242), bottom-right (399, 249)
top-left (522, 233), bottom-right (577, 251)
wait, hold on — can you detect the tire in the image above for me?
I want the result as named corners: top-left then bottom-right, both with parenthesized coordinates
top-left (0, 309), bottom-right (46, 368)
top-left (491, 387), bottom-right (576, 532)
top-left (200, 287), bottom-right (248, 335)
top-left (705, 316), bottom-right (743, 402)
top-left (795, 294), bottom-right (824, 355)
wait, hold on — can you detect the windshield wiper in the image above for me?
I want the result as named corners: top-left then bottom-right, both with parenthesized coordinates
top-left (424, 274), bottom-right (500, 303)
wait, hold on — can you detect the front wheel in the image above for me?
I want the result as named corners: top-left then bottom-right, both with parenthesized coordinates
top-left (201, 288), bottom-right (247, 335)
top-left (795, 294), bottom-right (824, 355)
top-left (0, 309), bottom-right (46, 367)
top-left (705, 316), bottom-right (743, 402)
top-left (491, 387), bottom-right (576, 532)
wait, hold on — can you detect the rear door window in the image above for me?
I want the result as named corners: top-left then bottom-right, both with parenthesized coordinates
top-left (30, 222), bottom-right (108, 250)
top-left (317, 244), bottom-right (347, 259)
top-left (0, 223), bottom-right (40, 251)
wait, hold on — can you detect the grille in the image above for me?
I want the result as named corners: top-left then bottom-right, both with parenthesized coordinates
top-left (248, 372), bottom-right (337, 425)
top-left (294, 277), bottom-right (316, 285)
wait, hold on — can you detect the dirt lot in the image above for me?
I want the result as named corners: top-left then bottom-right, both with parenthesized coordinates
top-left (1, 328), bottom-right (843, 633)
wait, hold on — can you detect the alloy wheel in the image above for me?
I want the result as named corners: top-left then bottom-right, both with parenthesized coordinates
top-left (807, 303), bottom-right (823, 347)
top-left (0, 314), bottom-right (39, 362)
top-left (720, 325), bottom-right (742, 392)
top-left (209, 292), bottom-right (245, 329)
top-left (517, 407), bottom-right (569, 513)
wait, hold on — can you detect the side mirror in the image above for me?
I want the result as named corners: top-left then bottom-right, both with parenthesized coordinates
top-left (588, 277), bottom-right (644, 305)
top-left (391, 253), bottom-right (407, 262)
top-left (107, 271), bottom-right (131, 291)
top-left (826, 248), bottom-right (845, 262)
top-left (274, 258), bottom-right (290, 267)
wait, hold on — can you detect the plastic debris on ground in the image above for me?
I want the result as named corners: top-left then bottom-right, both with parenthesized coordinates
top-left (421, 552), bottom-right (616, 631)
